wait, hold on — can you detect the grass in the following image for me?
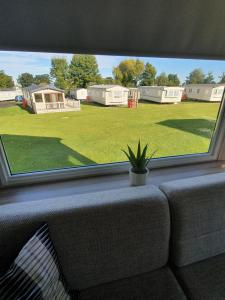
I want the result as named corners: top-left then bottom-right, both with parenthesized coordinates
top-left (0, 100), bottom-right (220, 174)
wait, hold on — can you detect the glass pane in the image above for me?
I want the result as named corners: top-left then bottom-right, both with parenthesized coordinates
top-left (34, 93), bottom-right (43, 102)
top-left (0, 50), bottom-right (223, 174)
top-left (51, 94), bottom-right (57, 102)
top-left (44, 94), bottom-right (51, 103)
top-left (58, 93), bottom-right (63, 102)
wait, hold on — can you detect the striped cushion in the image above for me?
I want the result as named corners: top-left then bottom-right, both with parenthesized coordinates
top-left (0, 224), bottom-right (71, 300)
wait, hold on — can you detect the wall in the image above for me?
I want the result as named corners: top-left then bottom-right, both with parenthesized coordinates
top-left (139, 87), bottom-right (163, 102)
top-left (0, 89), bottom-right (22, 101)
top-left (185, 85), bottom-right (224, 102)
top-left (139, 86), bottom-right (183, 103)
top-left (161, 89), bottom-right (183, 103)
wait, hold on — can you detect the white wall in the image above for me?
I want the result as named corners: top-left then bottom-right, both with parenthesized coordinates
top-left (88, 86), bottom-right (128, 106)
top-left (185, 85), bottom-right (224, 102)
top-left (139, 86), bottom-right (183, 103)
top-left (71, 89), bottom-right (87, 100)
top-left (0, 88), bottom-right (22, 101)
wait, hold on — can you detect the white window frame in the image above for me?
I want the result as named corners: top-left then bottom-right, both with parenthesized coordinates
top-left (1, 91), bottom-right (225, 187)
top-left (166, 90), bottom-right (179, 97)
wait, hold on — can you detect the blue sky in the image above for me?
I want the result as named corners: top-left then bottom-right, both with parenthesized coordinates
top-left (1, 50), bottom-right (225, 84)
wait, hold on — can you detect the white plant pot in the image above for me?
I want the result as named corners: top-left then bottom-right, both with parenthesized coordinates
top-left (129, 168), bottom-right (149, 186)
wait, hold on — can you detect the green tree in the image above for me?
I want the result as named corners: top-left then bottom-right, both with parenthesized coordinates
top-left (69, 54), bottom-right (100, 88)
top-left (219, 72), bottom-right (225, 83)
top-left (0, 70), bottom-right (14, 88)
top-left (103, 77), bottom-right (115, 84)
top-left (139, 63), bottom-right (156, 86)
top-left (17, 73), bottom-right (34, 87)
top-left (167, 74), bottom-right (180, 86)
top-left (113, 59), bottom-right (144, 86)
top-left (186, 68), bottom-right (205, 84)
top-left (50, 58), bottom-right (69, 90)
top-left (204, 72), bottom-right (215, 84)
top-left (34, 74), bottom-right (51, 85)
top-left (155, 72), bottom-right (168, 86)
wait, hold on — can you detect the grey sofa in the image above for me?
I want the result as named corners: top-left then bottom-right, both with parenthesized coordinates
top-left (2, 172), bottom-right (225, 299)
top-left (160, 172), bottom-right (225, 300)
top-left (0, 185), bottom-right (186, 300)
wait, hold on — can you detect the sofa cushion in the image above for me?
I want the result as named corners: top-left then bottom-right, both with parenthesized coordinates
top-left (175, 252), bottom-right (225, 300)
top-left (0, 185), bottom-right (170, 290)
top-left (160, 172), bottom-right (225, 267)
top-left (0, 223), bottom-right (71, 300)
top-left (79, 267), bottom-right (186, 300)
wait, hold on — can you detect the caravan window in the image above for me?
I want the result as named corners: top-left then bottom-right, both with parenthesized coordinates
top-left (214, 89), bottom-right (223, 95)
top-left (34, 93), bottom-right (43, 102)
top-left (166, 90), bottom-right (179, 97)
top-left (114, 91), bottom-right (122, 98)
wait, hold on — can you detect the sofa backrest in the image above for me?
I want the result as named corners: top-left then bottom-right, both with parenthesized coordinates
top-left (160, 172), bottom-right (225, 267)
top-left (0, 185), bottom-right (170, 290)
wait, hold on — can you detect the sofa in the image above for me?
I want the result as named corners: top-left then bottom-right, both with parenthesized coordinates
top-left (160, 172), bottom-right (225, 300)
top-left (1, 172), bottom-right (225, 299)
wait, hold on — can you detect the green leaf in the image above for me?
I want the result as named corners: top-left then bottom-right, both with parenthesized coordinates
top-left (122, 150), bottom-right (131, 161)
top-left (145, 149), bottom-right (157, 167)
top-left (140, 144), bottom-right (148, 163)
top-left (137, 140), bottom-right (141, 160)
top-left (127, 145), bottom-right (137, 168)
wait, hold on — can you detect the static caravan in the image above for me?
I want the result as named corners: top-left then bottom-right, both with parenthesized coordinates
top-left (70, 88), bottom-right (87, 100)
top-left (0, 87), bottom-right (22, 101)
top-left (87, 85), bottom-right (129, 106)
top-left (139, 86), bottom-right (184, 103)
top-left (184, 84), bottom-right (225, 102)
top-left (23, 84), bottom-right (80, 114)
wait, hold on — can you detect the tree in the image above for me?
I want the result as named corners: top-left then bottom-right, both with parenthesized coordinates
top-left (69, 54), bottom-right (100, 88)
top-left (113, 59), bottom-right (144, 87)
top-left (139, 63), bottom-right (156, 86)
top-left (167, 74), bottom-right (180, 86)
top-left (185, 68), bottom-right (205, 84)
top-left (34, 74), bottom-right (51, 85)
top-left (103, 77), bottom-right (115, 84)
top-left (219, 72), bottom-right (225, 83)
top-left (50, 58), bottom-right (69, 90)
top-left (0, 70), bottom-right (14, 88)
top-left (155, 72), bottom-right (168, 86)
top-left (204, 72), bottom-right (215, 84)
top-left (17, 73), bottom-right (34, 87)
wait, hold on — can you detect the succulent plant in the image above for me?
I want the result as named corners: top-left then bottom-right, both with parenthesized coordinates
top-left (122, 140), bottom-right (156, 174)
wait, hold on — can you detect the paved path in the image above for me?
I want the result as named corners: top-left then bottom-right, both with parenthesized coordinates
top-left (0, 101), bottom-right (17, 108)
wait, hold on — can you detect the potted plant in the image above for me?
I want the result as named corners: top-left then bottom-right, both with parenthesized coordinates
top-left (122, 141), bottom-right (156, 186)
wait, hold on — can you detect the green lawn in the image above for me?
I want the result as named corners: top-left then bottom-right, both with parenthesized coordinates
top-left (0, 101), bottom-right (220, 174)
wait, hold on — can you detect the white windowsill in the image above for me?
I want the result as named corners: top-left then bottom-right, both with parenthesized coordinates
top-left (0, 160), bottom-right (225, 206)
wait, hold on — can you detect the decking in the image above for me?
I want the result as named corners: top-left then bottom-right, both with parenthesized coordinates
top-left (33, 99), bottom-right (80, 114)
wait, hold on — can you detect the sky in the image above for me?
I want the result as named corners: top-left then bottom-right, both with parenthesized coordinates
top-left (1, 50), bottom-right (225, 84)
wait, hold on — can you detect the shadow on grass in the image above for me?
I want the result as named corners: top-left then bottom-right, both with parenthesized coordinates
top-left (81, 101), bottom-right (105, 108)
top-left (138, 99), bottom-right (160, 105)
top-left (157, 119), bottom-right (216, 139)
top-left (81, 101), bottom-right (127, 108)
top-left (16, 103), bottom-right (34, 114)
top-left (1, 134), bottom-right (96, 174)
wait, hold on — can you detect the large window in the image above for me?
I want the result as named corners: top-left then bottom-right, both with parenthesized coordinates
top-left (0, 51), bottom-right (225, 184)
top-left (44, 94), bottom-right (51, 103)
top-left (34, 93), bottom-right (43, 102)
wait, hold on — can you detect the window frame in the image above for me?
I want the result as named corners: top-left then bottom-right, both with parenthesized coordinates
top-left (0, 90), bottom-right (225, 187)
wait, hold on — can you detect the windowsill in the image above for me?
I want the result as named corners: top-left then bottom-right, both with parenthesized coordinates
top-left (1, 160), bottom-right (225, 205)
